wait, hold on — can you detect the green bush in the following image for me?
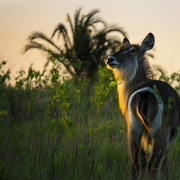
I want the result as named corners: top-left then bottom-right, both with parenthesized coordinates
top-left (0, 61), bottom-right (179, 179)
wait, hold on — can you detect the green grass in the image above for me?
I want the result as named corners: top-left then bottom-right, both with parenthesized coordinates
top-left (0, 67), bottom-right (180, 180)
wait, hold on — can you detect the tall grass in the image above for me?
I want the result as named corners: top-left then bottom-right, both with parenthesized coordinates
top-left (0, 63), bottom-right (180, 179)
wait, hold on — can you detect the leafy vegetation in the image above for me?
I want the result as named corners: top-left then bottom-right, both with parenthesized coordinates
top-left (153, 66), bottom-right (180, 93)
top-left (0, 60), bottom-right (180, 179)
top-left (23, 8), bottom-right (127, 80)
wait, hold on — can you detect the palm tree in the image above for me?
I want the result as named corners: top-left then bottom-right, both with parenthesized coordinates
top-left (24, 8), bottom-right (127, 80)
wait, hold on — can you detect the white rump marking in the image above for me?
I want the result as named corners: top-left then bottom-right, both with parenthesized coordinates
top-left (128, 87), bottom-right (164, 134)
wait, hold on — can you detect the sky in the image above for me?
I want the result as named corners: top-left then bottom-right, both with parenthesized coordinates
top-left (0, 0), bottom-right (180, 79)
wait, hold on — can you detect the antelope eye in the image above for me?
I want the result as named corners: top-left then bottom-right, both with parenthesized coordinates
top-left (128, 47), bottom-right (136, 55)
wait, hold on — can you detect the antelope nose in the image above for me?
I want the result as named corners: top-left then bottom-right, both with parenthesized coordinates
top-left (107, 56), bottom-right (115, 64)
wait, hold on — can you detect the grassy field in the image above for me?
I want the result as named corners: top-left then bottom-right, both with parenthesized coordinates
top-left (0, 66), bottom-right (180, 180)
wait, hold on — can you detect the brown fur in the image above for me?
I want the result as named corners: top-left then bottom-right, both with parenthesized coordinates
top-left (105, 33), bottom-right (180, 179)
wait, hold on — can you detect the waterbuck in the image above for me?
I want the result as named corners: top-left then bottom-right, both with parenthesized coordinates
top-left (105, 33), bottom-right (180, 179)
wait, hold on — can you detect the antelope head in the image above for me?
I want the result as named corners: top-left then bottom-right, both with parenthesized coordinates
top-left (105, 33), bottom-right (155, 84)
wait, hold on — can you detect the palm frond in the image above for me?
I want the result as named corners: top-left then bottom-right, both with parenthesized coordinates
top-left (89, 19), bottom-right (107, 28)
top-left (26, 31), bottom-right (61, 52)
top-left (66, 13), bottom-right (74, 37)
top-left (74, 8), bottom-right (82, 32)
top-left (52, 23), bottom-right (72, 50)
top-left (24, 41), bottom-right (47, 53)
top-left (52, 23), bottom-right (66, 38)
top-left (82, 9), bottom-right (100, 26)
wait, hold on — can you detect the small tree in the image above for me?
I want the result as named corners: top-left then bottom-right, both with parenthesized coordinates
top-left (24, 8), bottom-right (126, 80)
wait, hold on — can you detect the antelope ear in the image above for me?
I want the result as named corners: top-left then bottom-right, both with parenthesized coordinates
top-left (122, 37), bottom-right (130, 47)
top-left (141, 33), bottom-right (155, 52)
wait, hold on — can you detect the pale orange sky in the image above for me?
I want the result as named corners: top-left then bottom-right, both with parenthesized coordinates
top-left (0, 0), bottom-right (180, 78)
